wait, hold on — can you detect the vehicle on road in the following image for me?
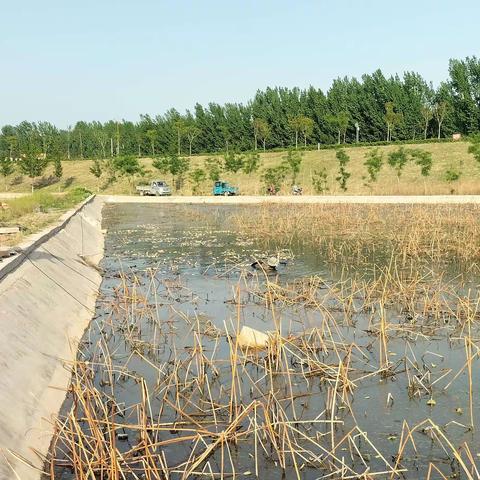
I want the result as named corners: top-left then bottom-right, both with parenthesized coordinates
top-left (213, 181), bottom-right (238, 196)
top-left (136, 180), bottom-right (172, 196)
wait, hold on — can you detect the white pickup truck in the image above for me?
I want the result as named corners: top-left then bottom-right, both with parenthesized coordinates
top-left (136, 180), bottom-right (172, 196)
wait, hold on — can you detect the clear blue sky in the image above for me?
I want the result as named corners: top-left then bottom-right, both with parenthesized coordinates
top-left (1, 0), bottom-right (479, 127)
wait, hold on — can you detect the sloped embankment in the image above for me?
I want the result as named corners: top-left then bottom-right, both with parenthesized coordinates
top-left (0, 196), bottom-right (104, 479)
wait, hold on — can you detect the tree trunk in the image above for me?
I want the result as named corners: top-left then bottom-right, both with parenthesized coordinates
top-left (263, 139), bottom-right (266, 151)
top-left (31, 178), bottom-right (34, 193)
top-left (177, 131), bottom-right (181, 155)
top-left (295, 131), bottom-right (298, 149)
top-left (110, 138), bottom-right (114, 156)
top-left (343, 131), bottom-right (346, 144)
top-left (189, 140), bottom-right (192, 157)
top-left (438, 122), bottom-right (442, 139)
top-left (424, 124), bottom-right (428, 140)
top-left (254, 133), bottom-right (257, 150)
top-left (337, 130), bottom-right (340, 145)
top-left (79, 132), bottom-right (83, 159)
top-left (304, 134), bottom-right (307, 147)
top-left (116, 123), bottom-right (120, 156)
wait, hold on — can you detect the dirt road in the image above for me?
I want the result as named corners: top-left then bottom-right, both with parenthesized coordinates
top-left (103, 194), bottom-right (480, 204)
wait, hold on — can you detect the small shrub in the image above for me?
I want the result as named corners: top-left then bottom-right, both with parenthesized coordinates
top-left (312, 168), bottom-right (329, 194)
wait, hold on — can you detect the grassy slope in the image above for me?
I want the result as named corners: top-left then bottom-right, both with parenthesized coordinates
top-left (0, 189), bottom-right (91, 246)
top-left (3, 141), bottom-right (479, 196)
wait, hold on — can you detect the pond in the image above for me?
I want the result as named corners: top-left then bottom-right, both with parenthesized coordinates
top-left (48, 203), bottom-right (480, 479)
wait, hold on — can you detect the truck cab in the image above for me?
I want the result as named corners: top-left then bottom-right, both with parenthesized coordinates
top-left (213, 181), bottom-right (238, 196)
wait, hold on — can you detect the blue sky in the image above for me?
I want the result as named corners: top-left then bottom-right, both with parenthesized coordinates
top-left (1, 0), bottom-right (479, 126)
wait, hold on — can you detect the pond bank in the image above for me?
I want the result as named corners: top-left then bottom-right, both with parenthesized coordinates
top-left (0, 196), bottom-right (104, 480)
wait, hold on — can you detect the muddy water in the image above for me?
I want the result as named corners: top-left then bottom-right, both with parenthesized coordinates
top-left (54, 204), bottom-right (479, 479)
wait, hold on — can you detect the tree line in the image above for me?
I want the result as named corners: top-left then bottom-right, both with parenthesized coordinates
top-left (1, 56), bottom-right (480, 161)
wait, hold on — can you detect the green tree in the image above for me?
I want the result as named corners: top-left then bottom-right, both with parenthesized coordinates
top-left (113, 155), bottom-right (145, 191)
top-left (170, 154), bottom-right (190, 190)
top-left (223, 151), bottom-right (244, 173)
top-left (253, 118), bottom-right (265, 150)
top-left (312, 168), bottom-right (329, 194)
top-left (288, 116), bottom-right (302, 149)
top-left (410, 149), bottom-right (433, 177)
top-left (255, 118), bottom-right (271, 151)
top-left (289, 115), bottom-right (314, 149)
top-left (433, 101), bottom-right (449, 139)
top-left (18, 149), bottom-right (48, 192)
top-left (153, 153), bottom-right (190, 190)
top-left (145, 129), bottom-right (157, 156)
top-left (385, 102), bottom-right (403, 141)
top-left (5, 135), bottom-right (17, 159)
top-left (387, 147), bottom-right (409, 182)
top-left (299, 116), bottom-right (314, 146)
top-left (444, 166), bottom-right (461, 194)
top-left (335, 149), bottom-right (351, 192)
top-left (282, 149), bottom-right (303, 184)
top-left (174, 119), bottom-right (186, 155)
top-left (420, 105), bottom-right (433, 140)
top-left (364, 148), bottom-right (383, 183)
top-left (326, 112), bottom-right (350, 144)
top-left (261, 165), bottom-right (288, 193)
top-left (204, 157), bottom-right (222, 182)
top-left (468, 134), bottom-right (480, 164)
top-left (93, 123), bottom-right (109, 158)
top-left (89, 158), bottom-right (103, 191)
top-left (53, 157), bottom-right (63, 179)
top-left (0, 156), bottom-right (15, 191)
top-left (185, 124), bottom-right (200, 156)
top-left (242, 151), bottom-right (261, 175)
top-left (189, 168), bottom-right (206, 194)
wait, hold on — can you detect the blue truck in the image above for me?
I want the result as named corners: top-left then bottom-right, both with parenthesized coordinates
top-left (213, 181), bottom-right (238, 196)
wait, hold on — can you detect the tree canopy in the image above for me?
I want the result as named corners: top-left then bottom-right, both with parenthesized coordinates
top-left (1, 56), bottom-right (479, 159)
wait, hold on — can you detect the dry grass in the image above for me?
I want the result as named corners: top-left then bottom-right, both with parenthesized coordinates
top-left (3, 141), bottom-right (479, 196)
top-left (0, 189), bottom-right (91, 247)
top-left (34, 203), bottom-right (480, 479)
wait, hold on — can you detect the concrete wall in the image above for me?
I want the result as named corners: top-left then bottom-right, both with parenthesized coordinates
top-left (0, 196), bottom-right (104, 479)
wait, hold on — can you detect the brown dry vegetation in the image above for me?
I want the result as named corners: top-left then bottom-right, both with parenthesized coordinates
top-left (228, 203), bottom-right (480, 267)
top-left (38, 203), bottom-right (480, 479)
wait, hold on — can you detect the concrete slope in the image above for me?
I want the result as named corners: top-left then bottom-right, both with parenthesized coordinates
top-left (0, 197), bottom-right (104, 479)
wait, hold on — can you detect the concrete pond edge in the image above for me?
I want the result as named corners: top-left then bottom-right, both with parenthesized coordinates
top-left (0, 194), bottom-right (98, 281)
top-left (0, 195), bottom-right (105, 480)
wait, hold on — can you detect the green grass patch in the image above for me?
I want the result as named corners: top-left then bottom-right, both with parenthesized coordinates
top-left (0, 187), bottom-right (91, 225)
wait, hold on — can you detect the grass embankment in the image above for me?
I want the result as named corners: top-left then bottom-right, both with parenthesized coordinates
top-left (2, 141), bottom-right (479, 196)
top-left (0, 188), bottom-right (91, 247)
